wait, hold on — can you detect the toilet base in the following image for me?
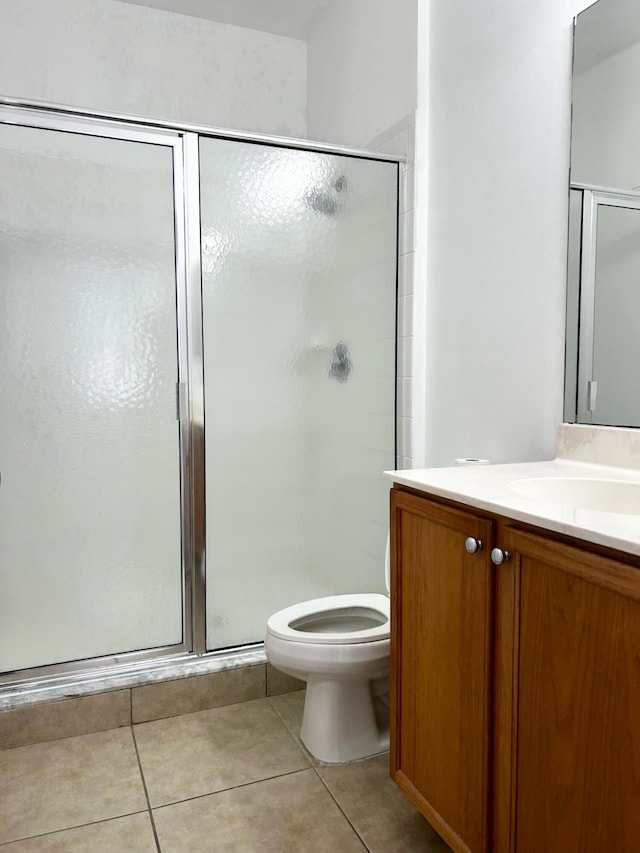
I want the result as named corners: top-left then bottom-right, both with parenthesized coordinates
top-left (300, 677), bottom-right (389, 763)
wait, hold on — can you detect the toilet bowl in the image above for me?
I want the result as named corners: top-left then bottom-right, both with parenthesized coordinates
top-left (265, 539), bottom-right (391, 763)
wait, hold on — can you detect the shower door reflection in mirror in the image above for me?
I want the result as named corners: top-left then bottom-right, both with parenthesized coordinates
top-left (0, 118), bottom-right (185, 673)
top-left (200, 138), bottom-right (398, 650)
top-left (574, 190), bottom-right (640, 426)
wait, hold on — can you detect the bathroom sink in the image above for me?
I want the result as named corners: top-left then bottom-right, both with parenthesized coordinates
top-left (508, 477), bottom-right (640, 515)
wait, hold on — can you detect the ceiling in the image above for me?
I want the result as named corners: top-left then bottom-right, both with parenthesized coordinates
top-left (117, 0), bottom-right (332, 40)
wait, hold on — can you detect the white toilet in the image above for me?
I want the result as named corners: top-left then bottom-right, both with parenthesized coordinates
top-left (265, 539), bottom-right (390, 763)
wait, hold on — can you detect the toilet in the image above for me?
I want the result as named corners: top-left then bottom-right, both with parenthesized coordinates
top-left (265, 539), bottom-right (391, 763)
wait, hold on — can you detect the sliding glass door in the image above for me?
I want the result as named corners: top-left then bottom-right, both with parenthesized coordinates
top-left (199, 138), bottom-right (398, 650)
top-left (0, 103), bottom-right (399, 681)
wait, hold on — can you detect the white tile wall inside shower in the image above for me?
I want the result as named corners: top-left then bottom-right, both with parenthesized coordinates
top-left (369, 113), bottom-right (416, 471)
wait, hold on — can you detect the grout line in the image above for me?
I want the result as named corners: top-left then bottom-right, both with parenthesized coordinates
top-left (130, 726), bottom-right (162, 853)
top-left (263, 697), bottom-right (315, 770)
top-left (0, 810), bottom-right (149, 847)
top-left (268, 693), bottom-right (373, 853)
top-left (0, 724), bottom-right (132, 753)
top-left (313, 767), bottom-right (373, 853)
top-left (151, 767), bottom-right (312, 813)
top-left (267, 694), bottom-right (315, 766)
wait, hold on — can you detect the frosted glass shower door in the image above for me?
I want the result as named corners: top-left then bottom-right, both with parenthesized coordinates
top-left (0, 120), bottom-right (184, 672)
top-left (200, 138), bottom-right (398, 650)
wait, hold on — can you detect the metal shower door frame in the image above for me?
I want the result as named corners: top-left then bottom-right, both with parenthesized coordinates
top-left (0, 104), bottom-right (207, 684)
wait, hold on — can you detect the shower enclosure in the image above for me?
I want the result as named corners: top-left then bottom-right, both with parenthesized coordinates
top-left (0, 100), bottom-right (399, 690)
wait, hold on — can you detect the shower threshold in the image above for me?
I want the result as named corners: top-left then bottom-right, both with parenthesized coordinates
top-left (0, 645), bottom-right (266, 711)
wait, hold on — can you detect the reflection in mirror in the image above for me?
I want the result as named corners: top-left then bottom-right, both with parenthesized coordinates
top-left (566, 0), bottom-right (640, 427)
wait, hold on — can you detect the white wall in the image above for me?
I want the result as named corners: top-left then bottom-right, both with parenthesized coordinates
top-left (367, 116), bottom-right (417, 469)
top-left (306, 0), bottom-right (418, 470)
top-left (0, 0), bottom-right (306, 137)
top-left (418, 0), bottom-right (593, 467)
top-left (306, 0), bottom-right (418, 148)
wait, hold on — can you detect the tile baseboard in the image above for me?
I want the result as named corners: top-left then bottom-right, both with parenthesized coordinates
top-left (1, 661), bottom-right (304, 750)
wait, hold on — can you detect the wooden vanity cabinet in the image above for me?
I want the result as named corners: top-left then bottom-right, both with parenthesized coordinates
top-left (390, 489), bottom-right (495, 853)
top-left (494, 526), bottom-right (640, 853)
top-left (390, 486), bottom-right (640, 853)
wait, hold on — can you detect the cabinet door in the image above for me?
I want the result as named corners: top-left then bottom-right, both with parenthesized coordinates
top-left (495, 528), bottom-right (640, 853)
top-left (390, 489), bottom-right (494, 853)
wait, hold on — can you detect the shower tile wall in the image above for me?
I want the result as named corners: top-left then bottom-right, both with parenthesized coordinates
top-left (369, 112), bottom-right (416, 470)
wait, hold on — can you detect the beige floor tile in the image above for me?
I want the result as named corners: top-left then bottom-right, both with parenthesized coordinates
top-left (134, 697), bottom-right (310, 807)
top-left (318, 753), bottom-right (451, 853)
top-left (0, 812), bottom-right (156, 852)
top-left (0, 728), bottom-right (147, 844)
top-left (153, 768), bottom-right (367, 853)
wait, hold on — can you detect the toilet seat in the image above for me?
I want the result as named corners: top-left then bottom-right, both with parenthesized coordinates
top-left (265, 537), bottom-right (392, 762)
top-left (267, 593), bottom-right (390, 645)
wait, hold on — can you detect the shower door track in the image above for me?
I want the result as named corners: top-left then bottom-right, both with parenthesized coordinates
top-left (0, 96), bottom-right (403, 700)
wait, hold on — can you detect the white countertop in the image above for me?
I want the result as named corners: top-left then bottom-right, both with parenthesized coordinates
top-left (384, 458), bottom-right (640, 557)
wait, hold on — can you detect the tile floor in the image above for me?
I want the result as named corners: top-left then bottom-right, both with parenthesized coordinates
top-left (0, 691), bottom-right (451, 852)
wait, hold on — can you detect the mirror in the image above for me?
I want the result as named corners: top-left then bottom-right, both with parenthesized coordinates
top-left (566, 0), bottom-right (640, 427)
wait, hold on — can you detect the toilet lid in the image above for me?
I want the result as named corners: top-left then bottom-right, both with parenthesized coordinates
top-left (267, 593), bottom-right (390, 644)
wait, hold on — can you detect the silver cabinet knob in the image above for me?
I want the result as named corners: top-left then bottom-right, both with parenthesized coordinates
top-left (465, 537), bottom-right (483, 554)
top-left (491, 547), bottom-right (510, 565)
